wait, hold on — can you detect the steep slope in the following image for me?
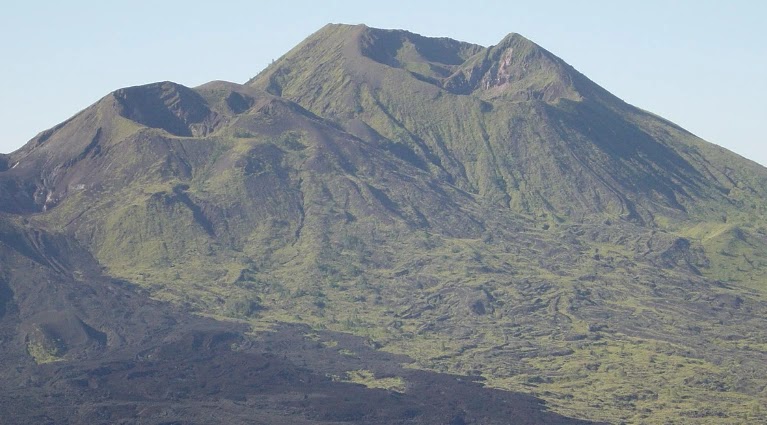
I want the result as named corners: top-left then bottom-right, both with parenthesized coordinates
top-left (249, 24), bottom-right (767, 225)
top-left (3, 79), bottom-right (487, 310)
top-left (1, 24), bottom-right (767, 423)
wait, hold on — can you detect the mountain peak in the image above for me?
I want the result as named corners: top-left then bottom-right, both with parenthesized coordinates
top-left (440, 31), bottom-right (583, 101)
top-left (111, 81), bottom-right (219, 137)
top-left (249, 23), bottom-right (485, 96)
top-left (251, 24), bottom-right (594, 105)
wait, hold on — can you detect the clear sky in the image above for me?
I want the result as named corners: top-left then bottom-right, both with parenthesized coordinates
top-left (2, 1), bottom-right (765, 166)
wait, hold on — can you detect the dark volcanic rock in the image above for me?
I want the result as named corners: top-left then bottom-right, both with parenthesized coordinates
top-left (0, 217), bottom-right (593, 424)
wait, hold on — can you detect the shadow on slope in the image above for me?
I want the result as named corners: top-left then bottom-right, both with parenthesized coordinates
top-left (0, 217), bottom-right (595, 425)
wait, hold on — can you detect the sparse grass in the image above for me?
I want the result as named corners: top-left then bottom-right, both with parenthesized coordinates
top-left (26, 326), bottom-right (64, 364)
top-left (342, 369), bottom-right (407, 393)
top-left (26, 341), bottom-right (63, 364)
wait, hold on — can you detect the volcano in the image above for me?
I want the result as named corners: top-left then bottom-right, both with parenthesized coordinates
top-left (1, 24), bottom-right (766, 423)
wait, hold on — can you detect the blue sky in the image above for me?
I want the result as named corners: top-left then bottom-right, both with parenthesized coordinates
top-left (2, 1), bottom-right (765, 166)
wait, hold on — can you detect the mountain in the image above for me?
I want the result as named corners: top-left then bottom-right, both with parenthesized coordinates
top-left (1, 24), bottom-right (766, 423)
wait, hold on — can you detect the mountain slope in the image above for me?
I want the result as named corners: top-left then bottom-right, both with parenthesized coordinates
top-left (250, 24), bottom-right (767, 224)
top-left (0, 215), bottom-right (592, 424)
top-left (1, 24), bottom-right (767, 423)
